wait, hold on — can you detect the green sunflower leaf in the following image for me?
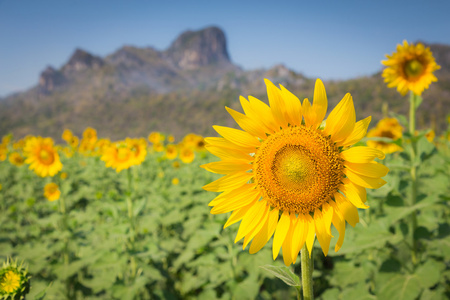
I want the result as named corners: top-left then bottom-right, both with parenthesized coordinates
top-left (259, 265), bottom-right (301, 287)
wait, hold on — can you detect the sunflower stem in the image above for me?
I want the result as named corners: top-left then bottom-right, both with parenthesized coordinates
top-left (126, 167), bottom-right (137, 281)
top-left (408, 91), bottom-right (418, 266)
top-left (301, 244), bottom-right (314, 300)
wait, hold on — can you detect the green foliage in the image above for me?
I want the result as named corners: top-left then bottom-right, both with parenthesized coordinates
top-left (0, 135), bottom-right (449, 299)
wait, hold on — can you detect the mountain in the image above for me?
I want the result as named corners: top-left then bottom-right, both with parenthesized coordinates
top-left (0, 26), bottom-right (449, 141)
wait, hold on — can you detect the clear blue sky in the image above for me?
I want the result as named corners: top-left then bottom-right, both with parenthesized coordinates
top-left (0, 0), bottom-right (448, 97)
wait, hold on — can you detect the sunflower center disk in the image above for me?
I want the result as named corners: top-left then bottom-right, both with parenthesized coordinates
top-left (39, 149), bottom-right (54, 165)
top-left (254, 126), bottom-right (344, 214)
top-left (404, 59), bottom-right (424, 78)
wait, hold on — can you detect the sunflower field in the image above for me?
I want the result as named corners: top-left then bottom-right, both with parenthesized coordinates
top-left (0, 42), bottom-right (449, 300)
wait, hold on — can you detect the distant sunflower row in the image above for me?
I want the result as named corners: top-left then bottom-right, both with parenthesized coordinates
top-left (0, 128), bottom-right (206, 177)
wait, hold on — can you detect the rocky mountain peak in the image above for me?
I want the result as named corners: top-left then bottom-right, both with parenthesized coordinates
top-left (166, 26), bottom-right (231, 70)
top-left (62, 48), bottom-right (104, 73)
top-left (39, 66), bottom-right (65, 93)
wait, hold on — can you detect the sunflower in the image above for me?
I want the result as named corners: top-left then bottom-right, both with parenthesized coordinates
top-left (0, 145), bottom-right (6, 162)
top-left (24, 137), bottom-right (62, 177)
top-left (165, 144), bottom-right (178, 160)
top-left (82, 127), bottom-right (98, 144)
top-left (148, 132), bottom-right (162, 144)
top-left (127, 138), bottom-right (147, 165)
top-left (8, 152), bottom-right (25, 167)
top-left (172, 178), bottom-right (180, 185)
top-left (62, 129), bottom-right (73, 142)
top-left (0, 258), bottom-right (30, 299)
top-left (382, 40), bottom-right (440, 96)
top-left (68, 136), bottom-right (80, 148)
top-left (152, 142), bottom-right (165, 152)
top-left (367, 118), bottom-right (403, 154)
top-left (180, 147), bottom-right (195, 164)
top-left (201, 79), bottom-right (388, 265)
top-left (44, 182), bottom-right (61, 201)
top-left (101, 141), bottom-right (134, 172)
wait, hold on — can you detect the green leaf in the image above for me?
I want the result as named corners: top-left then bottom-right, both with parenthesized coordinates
top-left (415, 260), bottom-right (443, 289)
top-left (259, 265), bottom-right (301, 287)
top-left (33, 283), bottom-right (52, 300)
top-left (377, 274), bottom-right (422, 300)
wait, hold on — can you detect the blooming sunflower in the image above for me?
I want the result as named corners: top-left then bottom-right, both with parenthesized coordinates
top-left (62, 129), bottom-right (73, 142)
top-left (101, 141), bottom-right (134, 172)
top-left (201, 79), bottom-right (388, 265)
top-left (148, 132), bottom-right (164, 144)
top-left (24, 137), bottom-right (62, 177)
top-left (0, 258), bottom-right (30, 300)
top-left (127, 138), bottom-right (147, 165)
top-left (180, 147), bottom-right (195, 164)
top-left (68, 136), bottom-right (79, 148)
top-left (382, 40), bottom-right (441, 96)
top-left (8, 152), bottom-right (25, 167)
top-left (367, 118), bottom-right (403, 154)
top-left (44, 182), bottom-right (61, 201)
top-left (165, 144), bottom-right (178, 160)
top-left (82, 127), bottom-right (98, 144)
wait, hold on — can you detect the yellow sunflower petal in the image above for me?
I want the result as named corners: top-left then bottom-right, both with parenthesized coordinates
top-left (223, 203), bottom-right (253, 228)
top-left (291, 214), bottom-right (308, 263)
top-left (344, 161), bottom-right (389, 178)
top-left (282, 214), bottom-right (297, 266)
top-left (339, 116), bottom-right (371, 147)
top-left (210, 187), bottom-right (260, 214)
top-left (279, 84), bottom-right (302, 126)
top-left (249, 208), bottom-right (279, 254)
top-left (344, 168), bottom-right (387, 189)
top-left (225, 106), bottom-right (268, 140)
top-left (329, 201), bottom-right (346, 252)
top-left (243, 205), bottom-right (270, 249)
top-left (324, 93), bottom-right (355, 142)
top-left (272, 211), bottom-right (291, 260)
top-left (239, 96), bottom-right (273, 134)
top-left (200, 160), bottom-right (252, 174)
top-left (235, 200), bottom-right (268, 243)
top-left (202, 172), bottom-right (253, 192)
top-left (305, 214), bottom-right (316, 257)
top-left (311, 78), bottom-right (328, 128)
top-left (314, 203), bottom-right (333, 256)
top-left (265, 79), bottom-right (289, 129)
top-left (339, 181), bottom-right (369, 209)
top-left (341, 146), bottom-right (385, 163)
top-left (213, 125), bottom-right (260, 149)
top-left (209, 184), bottom-right (256, 206)
top-left (205, 145), bottom-right (253, 161)
top-left (247, 96), bottom-right (279, 133)
top-left (334, 193), bottom-right (359, 227)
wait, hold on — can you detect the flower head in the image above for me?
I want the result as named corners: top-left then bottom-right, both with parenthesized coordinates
top-left (44, 183), bottom-right (60, 201)
top-left (101, 141), bottom-right (134, 172)
top-left (382, 40), bottom-right (440, 96)
top-left (202, 79), bottom-right (388, 265)
top-left (127, 138), bottom-right (147, 166)
top-left (8, 152), bottom-right (25, 167)
top-left (0, 258), bottom-right (30, 300)
top-left (367, 118), bottom-right (403, 154)
top-left (62, 129), bottom-right (73, 142)
top-left (180, 147), bottom-right (195, 164)
top-left (165, 144), bottom-right (178, 160)
top-left (82, 127), bottom-right (98, 144)
top-left (24, 137), bottom-right (62, 177)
